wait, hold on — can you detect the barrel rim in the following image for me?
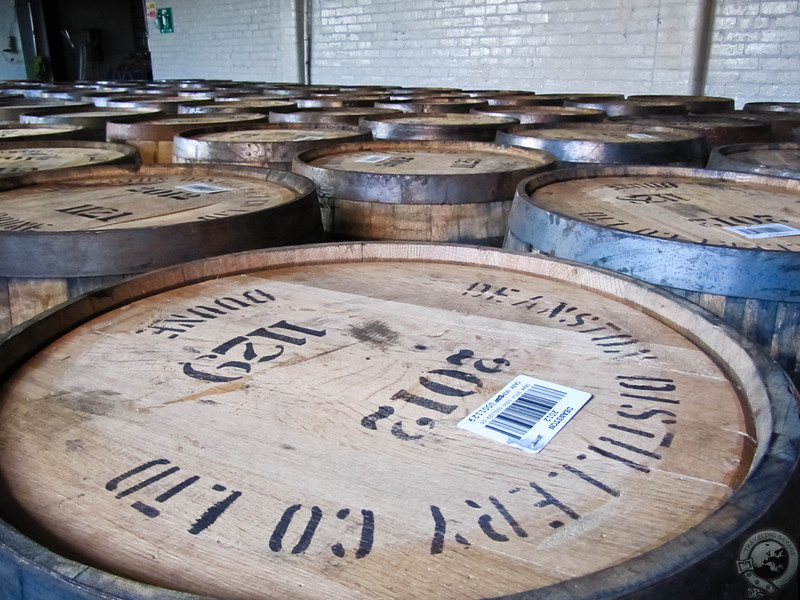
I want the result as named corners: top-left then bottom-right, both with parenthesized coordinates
top-left (0, 240), bottom-right (797, 599)
top-left (708, 141), bottom-right (800, 178)
top-left (105, 113), bottom-right (269, 140)
top-left (0, 163), bottom-right (320, 277)
top-left (507, 165), bottom-right (800, 300)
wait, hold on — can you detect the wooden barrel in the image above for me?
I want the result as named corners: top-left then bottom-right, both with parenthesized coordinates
top-left (269, 107), bottom-right (403, 126)
top-left (470, 104), bottom-right (606, 124)
top-left (495, 123), bottom-right (707, 166)
top-left (19, 109), bottom-right (163, 141)
top-left (105, 96), bottom-right (214, 114)
top-left (0, 101), bottom-right (93, 122)
top-left (295, 95), bottom-right (389, 109)
top-left (0, 163), bottom-right (319, 333)
top-left (505, 165), bottom-right (800, 383)
top-left (708, 142), bottom-right (800, 179)
top-left (608, 114), bottom-right (771, 149)
top-left (172, 123), bottom-right (372, 170)
top-left (359, 113), bottom-right (517, 141)
top-left (292, 141), bottom-right (555, 244)
top-left (106, 114), bottom-right (269, 164)
top-left (0, 242), bottom-right (797, 600)
top-left (744, 102), bottom-right (800, 115)
top-left (374, 98), bottom-right (487, 114)
top-left (0, 141), bottom-right (139, 177)
top-left (626, 95), bottom-right (735, 114)
top-left (178, 100), bottom-right (298, 115)
top-left (0, 124), bottom-right (92, 141)
top-left (565, 99), bottom-right (689, 117)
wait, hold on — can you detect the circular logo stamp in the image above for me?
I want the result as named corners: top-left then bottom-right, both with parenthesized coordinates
top-left (737, 529), bottom-right (798, 595)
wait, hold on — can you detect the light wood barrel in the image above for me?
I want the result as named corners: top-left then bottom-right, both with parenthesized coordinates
top-left (505, 166), bottom-right (800, 383)
top-left (0, 164), bottom-right (319, 333)
top-left (374, 98), bottom-right (488, 114)
top-left (470, 104), bottom-right (606, 124)
top-left (269, 107), bottom-right (403, 126)
top-left (0, 141), bottom-right (139, 177)
top-left (0, 242), bottom-right (798, 600)
top-left (359, 113), bottom-right (518, 141)
top-left (0, 124), bottom-right (92, 141)
top-left (292, 141), bottom-right (555, 244)
top-left (172, 123), bottom-right (373, 170)
top-left (627, 95), bottom-right (735, 114)
top-left (565, 99), bottom-right (689, 117)
top-left (496, 123), bottom-right (707, 166)
top-left (19, 109), bottom-right (163, 141)
top-left (106, 114), bottom-right (269, 164)
top-left (178, 100), bottom-right (298, 115)
top-left (608, 114), bottom-right (771, 149)
top-left (708, 142), bottom-right (800, 180)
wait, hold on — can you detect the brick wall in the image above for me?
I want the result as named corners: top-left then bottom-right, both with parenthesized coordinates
top-left (0, 0), bottom-right (29, 81)
top-left (143, 0), bottom-right (800, 107)
top-left (706, 0), bottom-right (800, 104)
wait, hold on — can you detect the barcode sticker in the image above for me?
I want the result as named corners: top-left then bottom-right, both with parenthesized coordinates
top-left (176, 183), bottom-right (233, 194)
top-left (725, 223), bottom-right (800, 239)
top-left (355, 153), bottom-right (392, 163)
top-left (458, 375), bottom-right (592, 454)
top-left (626, 133), bottom-right (656, 139)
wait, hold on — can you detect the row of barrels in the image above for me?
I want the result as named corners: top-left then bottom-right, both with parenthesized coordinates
top-left (0, 80), bottom-right (799, 600)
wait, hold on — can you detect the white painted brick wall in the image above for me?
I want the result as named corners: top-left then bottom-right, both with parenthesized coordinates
top-left (0, 0), bottom-right (29, 81)
top-left (706, 0), bottom-right (800, 104)
top-left (139, 0), bottom-right (800, 107)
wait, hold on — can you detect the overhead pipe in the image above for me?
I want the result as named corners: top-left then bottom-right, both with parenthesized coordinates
top-left (690, 0), bottom-right (716, 96)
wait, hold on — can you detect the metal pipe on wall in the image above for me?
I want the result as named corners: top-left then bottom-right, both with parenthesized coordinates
top-left (690, 0), bottom-right (716, 96)
top-left (304, 0), bottom-right (311, 84)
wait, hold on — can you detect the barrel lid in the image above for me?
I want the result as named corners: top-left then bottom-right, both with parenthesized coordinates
top-left (608, 114), bottom-right (771, 146)
top-left (0, 164), bottom-right (319, 277)
top-left (0, 123), bottom-right (90, 141)
top-left (471, 105), bottom-right (607, 124)
top-left (106, 96), bottom-right (214, 112)
top-left (295, 95), bottom-right (389, 108)
top-left (178, 100), bottom-right (298, 115)
top-left (20, 108), bottom-right (163, 128)
top-left (359, 113), bottom-right (518, 140)
top-left (744, 102), bottom-right (800, 115)
top-left (708, 142), bottom-right (800, 179)
top-left (0, 141), bottom-right (139, 177)
top-left (106, 113), bottom-right (269, 141)
top-left (0, 102), bottom-right (94, 120)
top-left (497, 123), bottom-right (706, 165)
top-left (293, 140), bottom-right (555, 204)
top-left (565, 99), bottom-right (689, 117)
top-left (375, 99), bottom-right (488, 113)
top-left (173, 123), bottom-right (372, 164)
top-left (626, 95), bottom-right (735, 114)
top-left (508, 165), bottom-right (800, 299)
top-left (0, 242), bottom-right (796, 599)
top-left (270, 107), bottom-right (403, 125)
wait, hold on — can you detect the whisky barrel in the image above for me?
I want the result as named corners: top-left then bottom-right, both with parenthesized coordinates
top-left (608, 115), bottom-right (770, 149)
top-left (374, 98), bottom-right (487, 114)
top-left (0, 101), bottom-right (93, 122)
top-left (292, 141), bottom-right (555, 244)
top-left (0, 242), bottom-right (797, 600)
top-left (105, 96), bottom-right (213, 114)
top-left (269, 107), bottom-right (403, 126)
top-left (0, 124), bottom-right (92, 142)
top-left (744, 102), bottom-right (800, 115)
top-left (708, 142), bottom-right (800, 180)
top-left (19, 109), bottom-right (163, 141)
top-left (295, 95), bottom-right (389, 109)
top-left (106, 113), bottom-right (269, 164)
top-left (0, 141), bottom-right (139, 177)
top-left (565, 99), bottom-right (689, 117)
top-left (173, 123), bottom-right (372, 170)
top-left (627, 95), bottom-right (735, 114)
top-left (495, 123), bottom-right (707, 166)
top-left (359, 113), bottom-right (517, 141)
top-left (505, 166), bottom-right (800, 383)
top-left (178, 100), bottom-right (298, 115)
top-left (0, 163), bottom-right (319, 333)
top-left (470, 105), bottom-right (606, 125)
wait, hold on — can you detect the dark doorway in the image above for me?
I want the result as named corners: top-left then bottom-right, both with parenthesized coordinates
top-left (18, 0), bottom-right (152, 81)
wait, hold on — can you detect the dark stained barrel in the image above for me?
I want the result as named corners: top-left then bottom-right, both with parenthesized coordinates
top-left (359, 113), bottom-right (517, 141)
top-left (269, 107), bottom-right (403, 126)
top-left (627, 95), bottom-right (735, 114)
top-left (565, 98), bottom-right (689, 117)
top-left (744, 102), bottom-right (800, 115)
top-left (177, 100), bottom-right (298, 115)
top-left (19, 109), bottom-right (163, 141)
top-left (471, 105), bottom-right (606, 125)
top-left (608, 114), bottom-right (771, 149)
top-left (374, 98), bottom-right (488, 114)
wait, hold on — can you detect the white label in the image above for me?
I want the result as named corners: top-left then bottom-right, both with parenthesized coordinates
top-left (626, 133), bottom-right (656, 140)
top-left (293, 135), bottom-right (322, 141)
top-left (458, 375), bottom-right (592, 454)
top-left (355, 153), bottom-right (392, 163)
top-left (725, 223), bottom-right (800, 239)
top-left (176, 183), bottom-right (233, 194)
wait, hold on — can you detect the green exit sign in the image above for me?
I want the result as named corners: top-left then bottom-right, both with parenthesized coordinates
top-left (157, 8), bottom-right (173, 33)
